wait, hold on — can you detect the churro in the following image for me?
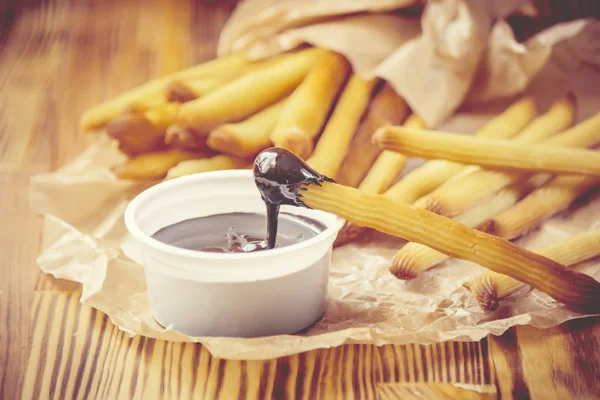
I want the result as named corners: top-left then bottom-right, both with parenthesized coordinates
top-left (253, 147), bottom-right (600, 312)
top-left (105, 110), bottom-right (166, 156)
top-left (178, 48), bottom-right (325, 133)
top-left (81, 52), bottom-right (250, 130)
top-left (479, 174), bottom-right (600, 239)
top-left (114, 149), bottom-right (208, 180)
top-left (464, 230), bottom-right (600, 311)
top-left (300, 181), bottom-right (600, 313)
top-left (382, 97), bottom-right (539, 205)
top-left (416, 95), bottom-right (575, 216)
top-left (373, 127), bottom-right (600, 176)
top-left (337, 84), bottom-right (410, 188)
top-left (306, 75), bottom-right (378, 178)
top-left (357, 114), bottom-right (425, 194)
top-left (390, 174), bottom-right (552, 279)
top-left (421, 111), bottom-right (600, 217)
top-left (207, 98), bottom-right (287, 158)
top-left (270, 51), bottom-right (351, 158)
top-left (333, 113), bottom-right (424, 247)
top-left (166, 155), bottom-right (250, 180)
top-left (334, 97), bottom-right (538, 246)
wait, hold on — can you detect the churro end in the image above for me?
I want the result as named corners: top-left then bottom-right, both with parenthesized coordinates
top-left (206, 127), bottom-right (246, 157)
top-left (166, 125), bottom-right (208, 151)
top-left (333, 222), bottom-right (367, 248)
top-left (106, 111), bottom-right (151, 138)
top-left (106, 112), bottom-right (163, 156)
top-left (463, 277), bottom-right (500, 311)
top-left (371, 128), bottom-right (390, 148)
top-left (425, 198), bottom-right (454, 218)
top-left (390, 254), bottom-right (418, 280)
top-left (477, 219), bottom-right (498, 235)
top-left (166, 81), bottom-right (197, 103)
top-left (271, 129), bottom-right (313, 160)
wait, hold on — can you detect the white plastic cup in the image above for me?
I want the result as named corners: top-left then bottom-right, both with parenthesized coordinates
top-left (124, 170), bottom-right (344, 338)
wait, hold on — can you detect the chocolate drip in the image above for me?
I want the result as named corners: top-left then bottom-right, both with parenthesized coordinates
top-left (253, 147), bottom-right (333, 249)
top-left (265, 203), bottom-right (280, 250)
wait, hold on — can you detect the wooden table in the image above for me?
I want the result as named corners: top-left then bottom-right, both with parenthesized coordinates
top-left (1, 1), bottom-right (599, 399)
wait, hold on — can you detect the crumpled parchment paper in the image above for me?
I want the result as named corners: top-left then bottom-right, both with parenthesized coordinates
top-left (29, 0), bottom-right (600, 360)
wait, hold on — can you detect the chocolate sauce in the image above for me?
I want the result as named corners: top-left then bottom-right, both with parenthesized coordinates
top-left (152, 212), bottom-right (326, 253)
top-left (253, 147), bottom-right (333, 249)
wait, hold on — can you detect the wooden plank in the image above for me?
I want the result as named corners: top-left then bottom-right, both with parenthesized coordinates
top-left (23, 291), bottom-right (496, 399)
top-left (376, 382), bottom-right (497, 400)
top-left (0, 173), bottom-right (42, 400)
top-left (489, 318), bottom-right (600, 399)
top-left (35, 275), bottom-right (80, 291)
top-left (21, 292), bottom-right (376, 399)
top-left (0, 3), bottom-right (63, 170)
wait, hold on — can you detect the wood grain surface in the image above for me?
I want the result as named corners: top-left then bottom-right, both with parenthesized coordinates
top-left (1, 1), bottom-right (599, 399)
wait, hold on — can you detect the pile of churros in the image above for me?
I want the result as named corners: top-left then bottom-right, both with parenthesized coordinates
top-left (82, 47), bottom-right (404, 181)
top-left (331, 94), bottom-right (600, 313)
top-left (81, 45), bottom-right (600, 313)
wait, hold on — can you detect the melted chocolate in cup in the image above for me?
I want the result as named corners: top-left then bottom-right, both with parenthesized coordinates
top-left (152, 212), bottom-right (326, 253)
top-left (253, 147), bottom-right (334, 249)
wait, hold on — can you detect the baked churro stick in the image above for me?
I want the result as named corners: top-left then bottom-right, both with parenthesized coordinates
top-left (335, 85), bottom-right (404, 188)
top-left (178, 48), bottom-right (325, 133)
top-left (114, 149), bottom-right (209, 180)
top-left (166, 155), bottom-right (250, 180)
top-left (507, 94), bottom-right (576, 144)
top-left (207, 98), bottom-right (287, 158)
top-left (373, 126), bottom-right (600, 176)
top-left (333, 114), bottom-right (425, 247)
top-left (391, 174), bottom-right (552, 279)
top-left (106, 103), bottom-right (182, 155)
top-left (334, 98), bottom-right (538, 247)
top-left (388, 102), bottom-right (594, 277)
top-left (469, 97), bottom-right (539, 139)
top-left (421, 111), bottom-right (600, 217)
top-left (382, 97), bottom-right (538, 204)
top-left (270, 52), bottom-right (351, 158)
top-left (464, 230), bottom-right (600, 311)
top-left (357, 114), bottom-right (425, 193)
top-left (335, 84), bottom-right (409, 187)
top-left (81, 52), bottom-right (250, 130)
top-left (304, 182), bottom-right (600, 312)
top-left (254, 148), bottom-right (600, 313)
top-left (479, 174), bottom-right (600, 240)
top-left (387, 99), bottom-right (584, 277)
top-left (415, 95), bottom-right (575, 216)
top-left (306, 75), bottom-right (378, 178)
top-left (173, 51), bottom-right (306, 99)
top-left (106, 110), bottom-right (166, 156)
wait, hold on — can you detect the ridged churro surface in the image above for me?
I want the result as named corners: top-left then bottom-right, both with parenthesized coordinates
top-left (464, 230), bottom-right (600, 311)
top-left (374, 127), bottom-right (600, 176)
top-left (301, 182), bottom-right (600, 313)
